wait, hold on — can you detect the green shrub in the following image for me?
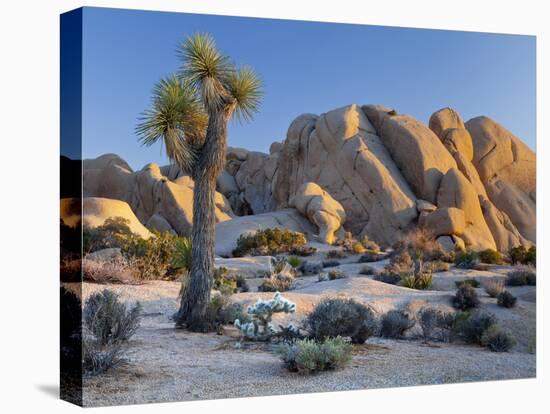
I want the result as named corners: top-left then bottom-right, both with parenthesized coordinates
top-left (452, 285), bottom-right (480, 310)
top-left (171, 237), bottom-right (192, 271)
top-left (387, 109), bottom-right (398, 116)
top-left (483, 279), bottom-right (505, 298)
top-left (455, 278), bottom-right (480, 289)
top-left (287, 255), bottom-right (301, 269)
top-left (213, 267), bottom-right (238, 295)
top-left (509, 245), bottom-right (536, 266)
top-left (83, 217), bottom-right (137, 253)
top-left (452, 310), bottom-right (496, 345)
top-left (121, 231), bottom-right (188, 280)
top-left (506, 268), bottom-right (536, 286)
top-left (497, 291), bottom-right (517, 308)
top-left (233, 228), bottom-right (307, 257)
top-left (481, 325), bottom-right (516, 352)
top-left (478, 249), bottom-right (502, 264)
top-left (454, 250), bottom-right (479, 269)
top-left (306, 298), bottom-right (377, 344)
top-left (380, 310), bottom-right (415, 338)
top-left (399, 272), bottom-right (433, 290)
top-left (276, 337), bottom-right (352, 374)
top-left (83, 290), bottom-right (141, 346)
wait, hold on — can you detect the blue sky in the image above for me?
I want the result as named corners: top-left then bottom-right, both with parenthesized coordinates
top-left (81, 7), bottom-right (536, 170)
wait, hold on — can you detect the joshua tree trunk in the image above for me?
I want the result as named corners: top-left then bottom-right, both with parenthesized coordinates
top-left (176, 102), bottom-right (234, 331)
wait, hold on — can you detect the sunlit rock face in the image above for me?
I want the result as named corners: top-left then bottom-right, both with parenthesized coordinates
top-left (82, 104), bottom-right (535, 253)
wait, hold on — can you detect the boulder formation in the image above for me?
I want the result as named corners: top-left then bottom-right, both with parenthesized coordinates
top-left (61, 197), bottom-right (152, 239)
top-left (290, 182), bottom-right (346, 244)
top-left (83, 158), bottom-right (233, 237)
top-left (81, 104), bottom-right (535, 255)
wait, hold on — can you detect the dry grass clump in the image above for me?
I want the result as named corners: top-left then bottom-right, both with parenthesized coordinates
top-left (483, 279), bottom-right (505, 298)
top-left (82, 258), bottom-right (137, 284)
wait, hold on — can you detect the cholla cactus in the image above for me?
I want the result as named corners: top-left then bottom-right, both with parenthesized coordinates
top-left (235, 292), bottom-right (296, 341)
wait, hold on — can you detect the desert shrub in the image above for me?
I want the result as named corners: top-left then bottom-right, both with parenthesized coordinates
top-left (418, 307), bottom-right (454, 342)
top-left (360, 235), bottom-right (380, 252)
top-left (322, 260), bottom-right (340, 268)
top-left (121, 231), bottom-right (188, 280)
top-left (83, 290), bottom-right (141, 346)
top-left (82, 258), bottom-right (136, 284)
top-left (82, 338), bottom-right (124, 376)
top-left (171, 237), bottom-right (192, 271)
top-left (287, 255), bottom-right (301, 269)
top-left (374, 271), bottom-right (402, 285)
top-left (258, 262), bottom-right (295, 292)
top-left (497, 291), bottom-right (517, 308)
top-left (216, 302), bottom-right (251, 326)
top-left (235, 292), bottom-right (296, 341)
top-left (82, 289), bottom-right (141, 376)
top-left (483, 279), bottom-right (505, 298)
top-left (506, 268), bottom-right (536, 286)
top-left (83, 217), bottom-right (137, 253)
top-left (453, 285), bottom-right (480, 310)
top-left (454, 250), bottom-right (479, 269)
top-left (455, 278), bottom-right (480, 289)
top-left (213, 267), bottom-right (238, 295)
top-left (478, 249), bottom-right (502, 264)
top-left (357, 251), bottom-right (387, 263)
top-left (395, 228), bottom-right (448, 262)
top-left (299, 261), bottom-right (323, 275)
top-left (388, 109), bottom-right (398, 116)
top-left (306, 298), bottom-right (377, 344)
top-left (326, 249), bottom-right (347, 259)
top-left (233, 228), bottom-right (307, 257)
top-left (399, 272), bottom-right (433, 290)
top-left (388, 249), bottom-right (413, 273)
top-left (359, 265), bottom-right (375, 275)
top-left (328, 270), bottom-right (346, 280)
top-left (425, 260), bottom-right (450, 273)
top-left (276, 336), bottom-right (352, 374)
top-left (481, 325), bottom-right (516, 352)
top-left (509, 245), bottom-right (536, 266)
top-left (289, 245), bottom-right (317, 257)
top-left (452, 310), bottom-right (496, 345)
top-left (380, 310), bottom-right (415, 338)
top-left (352, 242), bottom-right (366, 254)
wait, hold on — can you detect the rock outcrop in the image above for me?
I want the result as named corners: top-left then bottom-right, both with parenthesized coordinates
top-left (273, 104), bottom-right (418, 247)
top-left (61, 197), bottom-right (152, 239)
top-left (466, 116), bottom-right (536, 243)
top-left (83, 158), bottom-right (234, 237)
top-left (290, 182), bottom-right (346, 244)
top-left (437, 168), bottom-right (496, 251)
top-left (81, 103), bottom-right (535, 254)
top-left (365, 106), bottom-right (457, 204)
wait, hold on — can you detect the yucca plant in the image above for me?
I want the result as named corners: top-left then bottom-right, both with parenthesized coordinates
top-left (136, 33), bottom-right (262, 331)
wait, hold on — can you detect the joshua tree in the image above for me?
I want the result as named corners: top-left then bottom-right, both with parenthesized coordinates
top-left (136, 34), bottom-right (262, 330)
